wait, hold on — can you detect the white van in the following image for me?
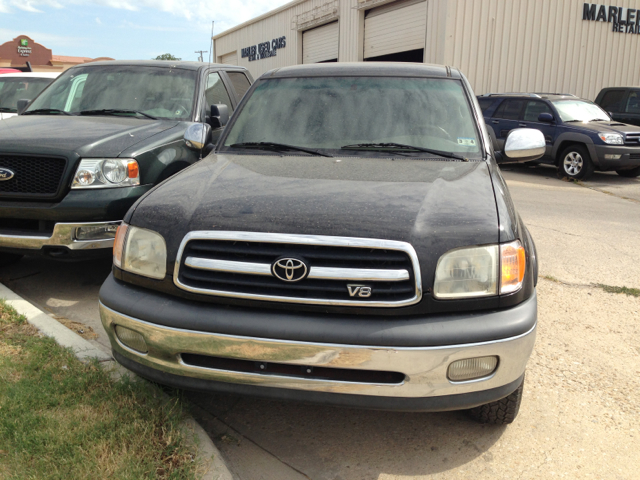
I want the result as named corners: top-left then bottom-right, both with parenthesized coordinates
top-left (0, 72), bottom-right (59, 120)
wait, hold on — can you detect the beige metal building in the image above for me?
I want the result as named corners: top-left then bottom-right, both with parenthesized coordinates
top-left (213, 0), bottom-right (640, 100)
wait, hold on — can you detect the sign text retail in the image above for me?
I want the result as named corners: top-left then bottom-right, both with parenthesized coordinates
top-left (241, 36), bottom-right (286, 62)
top-left (583, 3), bottom-right (640, 33)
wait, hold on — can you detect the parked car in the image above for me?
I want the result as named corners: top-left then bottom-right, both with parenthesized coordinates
top-left (0, 72), bottom-right (59, 120)
top-left (100, 63), bottom-right (543, 424)
top-left (0, 60), bottom-right (253, 265)
top-left (478, 93), bottom-right (640, 179)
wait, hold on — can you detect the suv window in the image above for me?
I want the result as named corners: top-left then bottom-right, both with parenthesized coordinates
top-left (523, 101), bottom-right (553, 122)
top-left (600, 89), bottom-right (626, 112)
top-left (477, 98), bottom-right (495, 113)
top-left (625, 90), bottom-right (640, 113)
top-left (494, 100), bottom-right (524, 120)
top-left (205, 72), bottom-right (233, 113)
top-left (227, 72), bottom-right (251, 99)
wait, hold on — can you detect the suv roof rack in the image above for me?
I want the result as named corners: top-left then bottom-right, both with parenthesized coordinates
top-left (481, 93), bottom-right (541, 98)
top-left (534, 92), bottom-right (577, 97)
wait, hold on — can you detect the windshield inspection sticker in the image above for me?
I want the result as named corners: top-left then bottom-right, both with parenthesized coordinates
top-left (457, 137), bottom-right (476, 146)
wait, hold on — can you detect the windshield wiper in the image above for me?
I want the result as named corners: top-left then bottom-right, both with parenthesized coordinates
top-left (0, 107), bottom-right (17, 113)
top-left (229, 142), bottom-right (333, 158)
top-left (22, 108), bottom-right (72, 116)
top-left (79, 109), bottom-right (157, 120)
top-left (341, 143), bottom-right (469, 162)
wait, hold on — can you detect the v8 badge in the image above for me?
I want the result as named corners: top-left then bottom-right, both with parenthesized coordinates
top-left (347, 284), bottom-right (372, 298)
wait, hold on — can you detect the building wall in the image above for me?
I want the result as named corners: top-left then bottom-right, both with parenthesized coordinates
top-left (214, 0), bottom-right (640, 100)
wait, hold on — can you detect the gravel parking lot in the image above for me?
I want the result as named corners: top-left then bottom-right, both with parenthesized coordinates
top-left (1, 164), bottom-right (638, 479)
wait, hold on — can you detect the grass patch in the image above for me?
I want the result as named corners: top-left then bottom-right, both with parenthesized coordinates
top-left (542, 275), bottom-right (560, 283)
top-left (0, 299), bottom-right (197, 480)
top-left (596, 284), bottom-right (640, 298)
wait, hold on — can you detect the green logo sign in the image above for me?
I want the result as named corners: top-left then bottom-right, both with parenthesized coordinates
top-left (20, 39), bottom-right (28, 47)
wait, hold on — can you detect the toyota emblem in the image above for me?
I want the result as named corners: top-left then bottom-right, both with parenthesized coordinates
top-left (271, 257), bottom-right (308, 282)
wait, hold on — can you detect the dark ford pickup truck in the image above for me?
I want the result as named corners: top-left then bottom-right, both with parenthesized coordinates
top-left (0, 60), bottom-right (253, 264)
top-left (99, 63), bottom-right (544, 424)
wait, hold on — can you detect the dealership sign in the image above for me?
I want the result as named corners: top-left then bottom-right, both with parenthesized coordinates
top-left (583, 3), bottom-right (640, 33)
top-left (241, 36), bottom-right (286, 62)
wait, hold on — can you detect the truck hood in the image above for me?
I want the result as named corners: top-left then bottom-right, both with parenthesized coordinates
top-left (0, 115), bottom-right (178, 157)
top-left (131, 154), bottom-right (501, 276)
top-left (0, 112), bottom-right (17, 121)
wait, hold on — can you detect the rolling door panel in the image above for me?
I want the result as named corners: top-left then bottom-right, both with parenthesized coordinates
top-left (303, 22), bottom-right (339, 64)
top-left (221, 51), bottom-right (238, 65)
top-left (364, 0), bottom-right (426, 59)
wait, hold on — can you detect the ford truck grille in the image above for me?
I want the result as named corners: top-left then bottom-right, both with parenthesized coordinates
top-left (174, 231), bottom-right (422, 307)
top-left (0, 155), bottom-right (67, 198)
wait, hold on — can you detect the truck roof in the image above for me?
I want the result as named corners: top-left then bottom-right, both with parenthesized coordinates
top-left (264, 62), bottom-right (460, 79)
top-left (70, 60), bottom-right (247, 71)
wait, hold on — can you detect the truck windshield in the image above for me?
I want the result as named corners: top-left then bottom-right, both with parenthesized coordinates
top-left (0, 77), bottom-right (53, 113)
top-left (222, 77), bottom-right (481, 157)
top-left (25, 65), bottom-right (197, 120)
top-left (552, 99), bottom-right (611, 123)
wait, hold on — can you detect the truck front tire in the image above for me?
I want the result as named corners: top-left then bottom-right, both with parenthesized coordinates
top-left (468, 375), bottom-right (525, 425)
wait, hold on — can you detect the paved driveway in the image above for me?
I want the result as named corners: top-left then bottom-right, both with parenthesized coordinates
top-left (1, 164), bottom-right (639, 479)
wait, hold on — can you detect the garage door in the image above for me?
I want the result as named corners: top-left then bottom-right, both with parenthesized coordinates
top-left (220, 51), bottom-right (238, 65)
top-left (303, 22), bottom-right (339, 64)
top-left (364, 0), bottom-right (426, 59)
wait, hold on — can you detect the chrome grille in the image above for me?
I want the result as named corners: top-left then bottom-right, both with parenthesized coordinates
top-left (174, 231), bottom-right (422, 307)
top-left (0, 154), bottom-right (67, 198)
top-left (624, 133), bottom-right (640, 145)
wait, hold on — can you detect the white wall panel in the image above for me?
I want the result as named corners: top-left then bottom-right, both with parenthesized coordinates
top-left (303, 21), bottom-right (339, 63)
top-left (364, 0), bottom-right (427, 58)
top-left (220, 51), bottom-right (238, 65)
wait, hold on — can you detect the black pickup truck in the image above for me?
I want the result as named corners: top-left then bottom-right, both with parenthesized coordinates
top-left (0, 60), bottom-right (252, 264)
top-left (100, 63), bottom-right (544, 424)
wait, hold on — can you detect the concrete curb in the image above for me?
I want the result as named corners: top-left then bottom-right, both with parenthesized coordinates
top-left (0, 281), bottom-right (233, 480)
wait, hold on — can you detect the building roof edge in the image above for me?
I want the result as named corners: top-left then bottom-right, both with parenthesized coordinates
top-left (213, 0), bottom-right (307, 40)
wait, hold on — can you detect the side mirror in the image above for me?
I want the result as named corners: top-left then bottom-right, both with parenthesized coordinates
top-left (17, 99), bottom-right (29, 115)
top-left (538, 112), bottom-right (554, 123)
top-left (183, 123), bottom-right (212, 150)
top-left (208, 104), bottom-right (229, 129)
top-left (500, 128), bottom-right (545, 163)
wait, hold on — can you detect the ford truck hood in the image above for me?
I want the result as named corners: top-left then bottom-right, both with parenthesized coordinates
top-left (130, 154), bottom-right (501, 282)
top-left (0, 115), bottom-right (178, 157)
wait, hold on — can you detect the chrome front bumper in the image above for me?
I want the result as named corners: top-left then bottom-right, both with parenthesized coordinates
top-left (100, 302), bottom-right (536, 399)
top-left (0, 221), bottom-right (120, 250)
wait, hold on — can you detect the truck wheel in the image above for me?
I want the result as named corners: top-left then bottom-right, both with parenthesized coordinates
top-left (616, 166), bottom-right (640, 178)
top-left (559, 145), bottom-right (594, 180)
top-left (468, 376), bottom-right (524, 425)
top-left (0, 253), bottom-right (23, 267)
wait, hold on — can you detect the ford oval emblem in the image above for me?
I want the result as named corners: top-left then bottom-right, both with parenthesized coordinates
top-left (0, 168), bottom-right (15, 181)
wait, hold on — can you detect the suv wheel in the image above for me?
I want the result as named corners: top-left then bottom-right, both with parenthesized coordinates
top-left (468, 375), bottom-right (525, 425)
top-left (559, 145), bottom-right (594, 180)
top-left (616, 166), bottom-right (640, 178)
top-left (0, 253), bottom-right (23, 267)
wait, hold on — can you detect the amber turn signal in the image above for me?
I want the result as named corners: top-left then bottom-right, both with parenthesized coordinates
top-left (127, 160), bottom-right (139, 179)
top-left (113, 223), bottom-right (129, 268)
top-left (500, 240), bottom-right (526, 294)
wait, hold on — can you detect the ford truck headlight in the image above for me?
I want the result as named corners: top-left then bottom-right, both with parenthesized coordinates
top-left (72, 158), bottom-right (140, 188)
top-left (113, 223), bottom-right (166, 279)
top-left (598, 132), bottom-right (623, 145)
top-left (434, 240), bottom-right (525, 299)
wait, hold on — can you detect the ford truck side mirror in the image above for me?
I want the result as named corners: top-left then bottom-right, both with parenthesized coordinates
top-left (208, 104), bottom-right (229, 129)
top-left (499, 128), bottom-right (546, 163)
top-left (184, 123), bottom-right (212, 150)
top-left (538, 112), bottom-right (554, 123)
top-left (17, 99), bottom-right (29, 115)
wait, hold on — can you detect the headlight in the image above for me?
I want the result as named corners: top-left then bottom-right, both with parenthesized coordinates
top-left (598, 132), bottom-right (624, 145)
top-left (433, 240), bottom-right (526, 299)
top-left (113, 223), bottom-right (166, 279)
top-left (433, 245), bottom-right (499, 299)
top-left (72, 158), bottom-right (140, 189)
